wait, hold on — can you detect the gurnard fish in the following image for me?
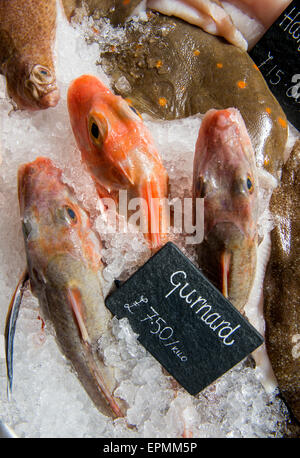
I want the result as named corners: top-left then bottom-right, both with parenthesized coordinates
top-left (192, 108), bottom-right (259, 311)
top-left (0, 0), bottom-right (59, 110)
top-left (67, 74), bottom-right (169, 249)
top-left (5, 157), bottom-right (125, 419)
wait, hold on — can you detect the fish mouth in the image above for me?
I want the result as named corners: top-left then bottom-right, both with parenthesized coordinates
top-left (205, 209), bottom-right (257, 240)
top-left (206, 221), bottom-right (247, 243)
top-left (204, 222), bottom-right (256, 301)
top-left (18, 157), bottom-right (57, 186)
top-left (23, 82), bottom-right (60, 110)
top-left (38, 88), bottom-right (60, 108)
top-left (18, 157), bottom-right (62, 214)
top-left (21, 65), bottom-right (60, 110)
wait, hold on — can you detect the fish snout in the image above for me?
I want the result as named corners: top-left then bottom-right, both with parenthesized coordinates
top-left (214, 110), bottom-right (232, 129)
top-left (38, 88), bottom-right (60, 108)
top-left (22, 65), bottom-right (59, 109)
top-left (18, 157), bottom-right (57, 183)
top-left (18, 157), bottom-right (62, 212)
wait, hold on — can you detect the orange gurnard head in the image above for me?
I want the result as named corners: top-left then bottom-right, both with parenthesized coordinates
top-left (67, 75), bottom-right (169, 249)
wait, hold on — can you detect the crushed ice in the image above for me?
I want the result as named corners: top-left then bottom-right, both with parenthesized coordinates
top-left (0, 4), bottom-right (295, 438)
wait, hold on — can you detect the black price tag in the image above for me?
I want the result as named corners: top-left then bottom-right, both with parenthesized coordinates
top-left (105, 242), bottom-right (263, 395)
top-left (249, 0), bottom-right (300, 131)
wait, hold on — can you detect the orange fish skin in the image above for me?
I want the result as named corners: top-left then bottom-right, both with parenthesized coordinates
top-left (0, 0), bottom-right (59, 110)
top-left (67, 74), bottom-right (169, 249)
top-left (18, 157), bottom-right (126, 418)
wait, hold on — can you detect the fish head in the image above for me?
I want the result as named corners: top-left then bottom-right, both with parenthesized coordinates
top-left (6, 61), bottom-right (60, 110)
top-left (193, 108), bottom-right (259, 240)
top-left (67, 74), bottom-right (169, 249)
top-left (18, 157), bottom-right (103, 290)
top-left (193, 108), bottom-right (259, 306)
top-left (67, 74), bottom-right (154, 192)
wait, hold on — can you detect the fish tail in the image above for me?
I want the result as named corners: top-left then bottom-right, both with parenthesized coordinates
top-left (5, 270), bottom-right (29, 394)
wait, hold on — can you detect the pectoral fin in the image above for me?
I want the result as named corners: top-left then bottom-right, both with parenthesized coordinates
top-left (139, 180), bottom-right (169, 250)
top-left (87, 354), bottom-right (125, 418)
top-left (67, 287), bottom-right (91, 345)
top-left (5, 270), bottom-right (29, 393)
top-left (221, 251), bottom-right (231, 299)
top-left (66, 286), bottom-right (125, 418)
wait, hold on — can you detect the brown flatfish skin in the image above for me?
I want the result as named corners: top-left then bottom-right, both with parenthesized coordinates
top-left (0, 0), bottom-right (60, 110)
top-left (264, 140), bottom-right (300, 429)
top-left (62, 0), bottom-right (142, 25)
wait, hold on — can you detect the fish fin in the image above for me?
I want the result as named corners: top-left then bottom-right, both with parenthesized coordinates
top-left (139, 180), bottom-right (168, 250)
top-left (193, 176), bottom-right (205, 226)
top-left (67, 287), bottom-right (91, 345)
top-left (66, 288), bottom-right (125, 418)
top-left (117, 163), bottom-right (135, 186)
top-left (5, 270), bottom-right (29, 395)
top-left (87, 354), bottom-right (125, 418)
top-left (68, 284), bottom-right (128, 420)
top-left (221, 251), bottom-right (231, 299)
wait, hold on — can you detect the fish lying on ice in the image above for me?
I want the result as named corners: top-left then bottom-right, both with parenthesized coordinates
top-left (70, 0), bottom-right (292, 51)
top-left (67, 74), bottom-right (169, 250)
top-left (98, 13), bottom-right (288, 178)
top-left (192, 107), bottom-right (259, 311)
top-left (0, 0), bottom-right (60, 110)
top-left (264, 140), bottom-right (300, 427)
top-left (5, 157), bottom-right (125, 419)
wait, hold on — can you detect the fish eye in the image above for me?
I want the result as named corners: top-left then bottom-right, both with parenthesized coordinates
top-left (246, 175), bottom-right (254, 193)
top-left (66, 207), bottom-right (77, 221)
top-left (31, 65), bottom-right (54, 84)
top-left (196, 177), bottom-right (206, 198)
top-left (91, 122), bottom-right (99, 139)
top-left (124, 99), bottom-right (142, 120)
top-left (62, 205), bottom-right (78, 224)
top-left (129, 105), bottom-right (142, 119)
top-left (88, 115), bottom-right (107, 147)
top-left (22, 220), bottom-right (32, 239)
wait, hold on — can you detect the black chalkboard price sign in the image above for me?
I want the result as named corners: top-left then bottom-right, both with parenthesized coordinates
top-left (250, 0), bottom-right (300, 131)
top-left (105, 242), bottom-right (263, 396)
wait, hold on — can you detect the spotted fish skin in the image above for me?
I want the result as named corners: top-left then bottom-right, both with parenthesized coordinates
top-left (62, 0), bottom-right (142, 24)
top-left (0, 0), bottom-right (59, 110)
top-left (264, 141), bottom-right (300, 428)
top-left (99, 13), bottom-right (287, 178)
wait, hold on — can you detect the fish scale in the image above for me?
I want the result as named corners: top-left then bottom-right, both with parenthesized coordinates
top-left (0, 0), bottom-right (59, 110)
